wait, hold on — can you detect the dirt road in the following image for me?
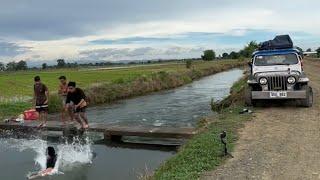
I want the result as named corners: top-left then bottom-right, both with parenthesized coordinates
top-left (202, 59), bottom-right (320, 180)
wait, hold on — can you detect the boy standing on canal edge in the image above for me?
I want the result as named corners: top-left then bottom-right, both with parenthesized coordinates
top-left (58, 75), bottom-right (73, 125)
top-left (66, 82), bottom-right (89, 129)
top-left (33, 76), bottom-right (49, 128)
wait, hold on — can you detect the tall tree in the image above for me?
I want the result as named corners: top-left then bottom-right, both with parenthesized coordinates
top-left (6, 61), bottom-right (17, 71)
top-left (0, 62), bottom-right (5, 71)
top-left (241, 41), bottom-right (259, 58)
top-left (306, 48), bottom-right (312, 52)
top-left (42, 63), bottom-right (47, 69)
top-left (316, 47), bottom-right (320, 58)
top-left (222, 52), bottom-right (229, 59)
top-left (57, 59), bottom-right (66, 68)
top-left (16, 60), bottom-right (27, 70)
top-left (229, 51), bottom-right (240, 59)
top-left (201, 50), bottom-right (216, 61)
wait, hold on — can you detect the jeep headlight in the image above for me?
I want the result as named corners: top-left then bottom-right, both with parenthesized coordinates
top-left (287, 76), bottom-right (296, 84)
top-left (259, 77), bottom-right (268, 85)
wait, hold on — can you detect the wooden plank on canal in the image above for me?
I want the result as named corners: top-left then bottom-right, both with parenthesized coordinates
top-left (0, 121), bottom-right (197, 140)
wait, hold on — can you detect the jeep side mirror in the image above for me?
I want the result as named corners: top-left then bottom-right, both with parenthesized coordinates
top-left (248, 62), bottom-right (252, 67)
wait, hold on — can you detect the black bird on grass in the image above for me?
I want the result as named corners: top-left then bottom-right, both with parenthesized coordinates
top-left (219, 131), bottom-right (233, 158)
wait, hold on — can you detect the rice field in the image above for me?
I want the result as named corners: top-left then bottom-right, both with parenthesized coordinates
top-left (0, 60), bottom-right (240, 98)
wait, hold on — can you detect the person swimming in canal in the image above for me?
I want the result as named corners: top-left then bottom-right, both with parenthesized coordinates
top-left (28, 146), bottom-right (57, 179)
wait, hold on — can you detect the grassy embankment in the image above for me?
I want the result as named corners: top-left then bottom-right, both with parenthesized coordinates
top-left (0, 60), bottom-right (245, 119)
top-left (151, 75), bottom-right (252, 179)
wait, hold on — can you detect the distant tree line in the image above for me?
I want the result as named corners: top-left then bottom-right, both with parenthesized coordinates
top-left (201, 41), bottom-right (259, 61)
top-left (295, 47), bottom-right (320, 58)
top-left (41, 59), bottom-right (124, 70)
top-left (1, 42), bottom-right (320, 72)
top-left (0, 60), bottom-right (28, 71)
top-left (0, 58), bottom-right (201, 72)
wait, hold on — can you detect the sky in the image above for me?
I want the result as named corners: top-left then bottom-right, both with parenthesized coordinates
top-left (1, 0), bottom-right (320, 65)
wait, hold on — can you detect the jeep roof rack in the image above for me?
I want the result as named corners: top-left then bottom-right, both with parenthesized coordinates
top-left (252, 48), bottom-right (301, 57)
top-left (258, 35), bottom-right (293, 50)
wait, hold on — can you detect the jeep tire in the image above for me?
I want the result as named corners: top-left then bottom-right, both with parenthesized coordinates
top-left (300, 85), bottom-right (313, 107)
top-left (245, 86), bottom-right (256, 106)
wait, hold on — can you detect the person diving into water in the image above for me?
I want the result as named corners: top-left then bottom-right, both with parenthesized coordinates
top-left (28, 146), bottom-right (57, 179)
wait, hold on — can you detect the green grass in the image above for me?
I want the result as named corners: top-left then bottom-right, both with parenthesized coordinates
top-left (0, 60), bottom-right (239, 98)
top-left (0, 102), bottom-right (31, 119)
top-left (0, 63), bottom-right (173, 97)
top-left (152, 77), bottom-right (252, 180)
top-left (230, 75), bottom-right (247, 93)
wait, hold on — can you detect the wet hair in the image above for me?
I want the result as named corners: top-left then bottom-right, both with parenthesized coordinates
top-left (68, 81), bottom-right (76, 87)
top-left (34, 76), bottom-right (40, 82)
top-left (47, 146), bottom-right (56, 157)
top-left (59, 76), bottom-right (66, 80)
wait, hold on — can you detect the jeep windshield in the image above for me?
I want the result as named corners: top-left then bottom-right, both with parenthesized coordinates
top-left (254, 54), bottom-right (299, 66)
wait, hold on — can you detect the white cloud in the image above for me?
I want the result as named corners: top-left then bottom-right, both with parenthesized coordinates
top-left (0, 40), bottom-right (31, 60)
top-left (79, 46), bottom-right (205, 61)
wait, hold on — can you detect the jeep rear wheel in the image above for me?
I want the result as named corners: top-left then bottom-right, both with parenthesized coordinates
top-left (300, 85), bottom-right (313, 107)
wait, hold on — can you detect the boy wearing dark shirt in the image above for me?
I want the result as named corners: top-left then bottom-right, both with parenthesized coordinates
top-left (66, 82), bottom-right (89, 129)
top-left (33, 76), bottom-right (49, 128)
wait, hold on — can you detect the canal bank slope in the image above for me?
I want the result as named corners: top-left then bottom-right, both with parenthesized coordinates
top-left (58, 60), bottom-right (246, 112)
top-left (202, 59), bottom-right (320, 179)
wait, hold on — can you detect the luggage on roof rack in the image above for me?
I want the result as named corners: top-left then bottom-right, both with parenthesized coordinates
top-left (258, 35), bottom-right (293, 50)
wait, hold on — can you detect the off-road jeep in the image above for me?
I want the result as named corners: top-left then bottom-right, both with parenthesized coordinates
top-left (245, 46), bottom-right (313, 107)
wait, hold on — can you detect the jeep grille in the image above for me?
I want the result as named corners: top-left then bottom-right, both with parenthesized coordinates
top-left (267, 76), bottom-right (287, 91)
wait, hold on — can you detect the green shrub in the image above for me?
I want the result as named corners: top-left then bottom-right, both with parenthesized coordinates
top-left (186, 60), bottom-right (192, 69)
top-left (48, 94), bottom-right (62, 113)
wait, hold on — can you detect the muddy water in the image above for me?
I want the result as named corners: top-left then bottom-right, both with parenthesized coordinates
top-left (0, 69), bottom-right (243, 180)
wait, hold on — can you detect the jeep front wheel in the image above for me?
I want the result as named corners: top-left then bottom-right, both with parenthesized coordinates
top-left (300, 85), bottom-right (313, 107)
top-left (245, 86), bottom-right (255, 106)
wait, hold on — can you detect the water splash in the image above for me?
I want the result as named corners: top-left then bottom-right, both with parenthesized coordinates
top-left (55, 137), bottom-right (93, 171)
top-left (0, 136), bottom-right (93, 176)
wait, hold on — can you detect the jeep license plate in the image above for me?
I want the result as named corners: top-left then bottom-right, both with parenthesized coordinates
top-left (270, 91), bottom-right (287, 98)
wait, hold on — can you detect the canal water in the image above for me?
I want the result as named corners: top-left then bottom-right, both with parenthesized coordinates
top-left (87, 68), bottom-right (244, 127)
top-left (0, 69), bottom-right (243, 180)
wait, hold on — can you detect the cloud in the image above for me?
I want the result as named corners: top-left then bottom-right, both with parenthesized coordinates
top-left (0, 41), bottom-right (31, 57)
top-left (90, 37), bottom-right (174, 45)
top-left (1, 0), bottom-right (320, 41)
top-left (87, 29), bottom-right (319, 50)
top-left (79, 46), bottom-right (205, 61)
top-left (0, 0), bottom-right (224, 40)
